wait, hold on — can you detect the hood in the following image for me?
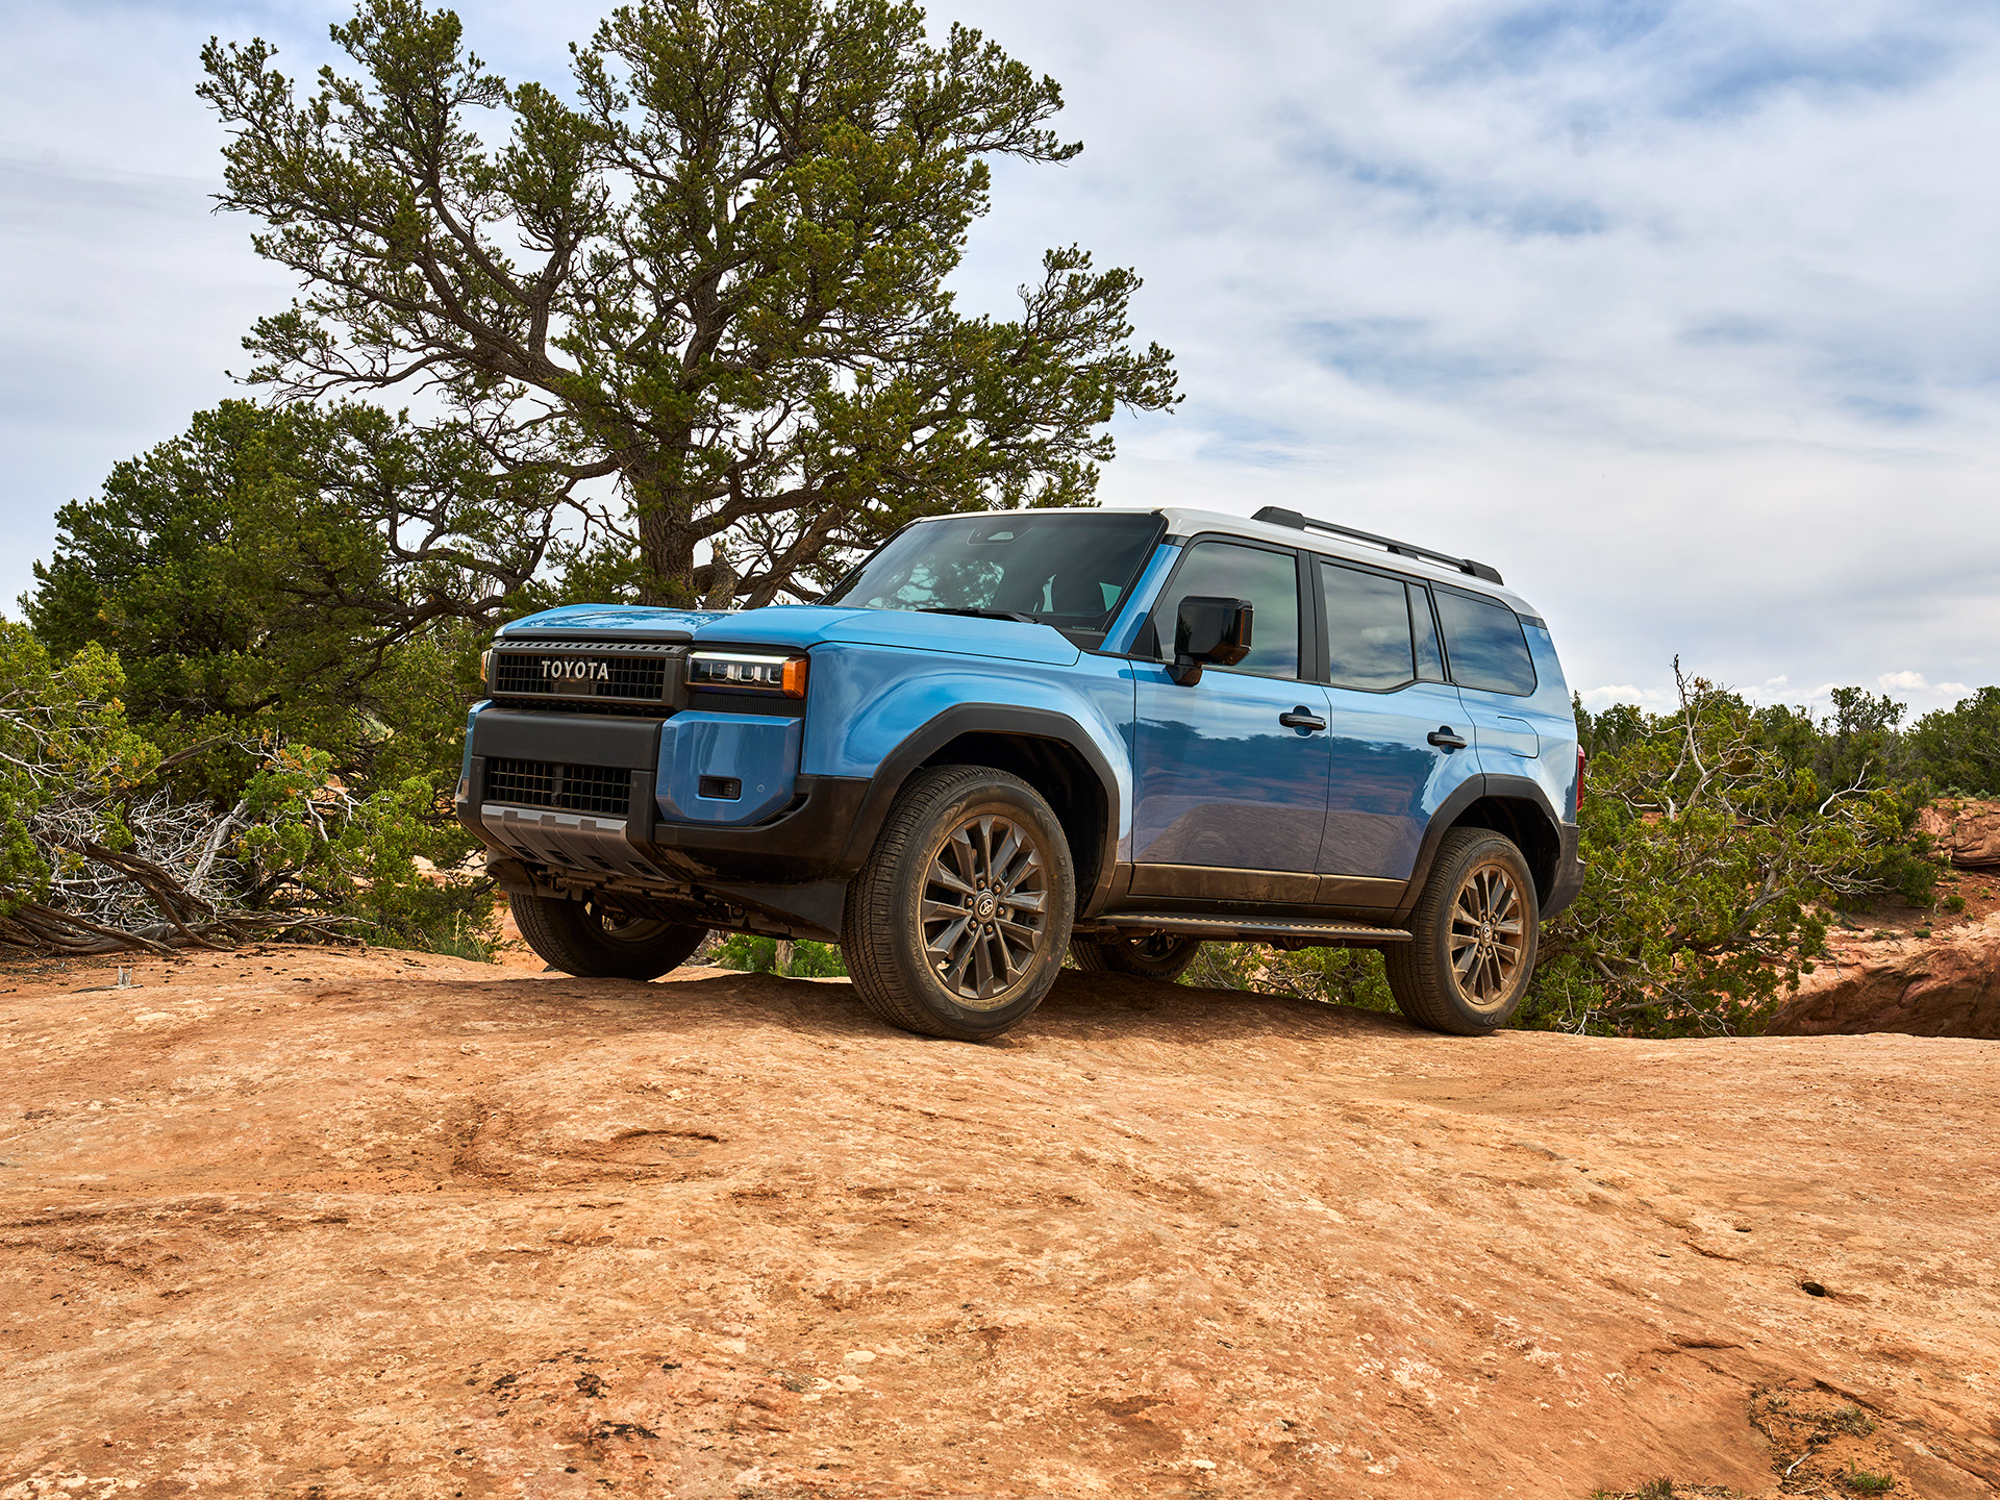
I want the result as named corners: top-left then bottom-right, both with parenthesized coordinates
top-left (497, 603), bottom-right (1081, 666)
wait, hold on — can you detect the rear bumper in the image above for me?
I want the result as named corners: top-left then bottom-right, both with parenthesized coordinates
top-left (1543, 821), bottom-right (1585, 921)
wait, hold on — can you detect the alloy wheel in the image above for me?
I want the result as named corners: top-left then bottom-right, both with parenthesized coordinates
top-left (920, 812), bottom-right (1051, 1007)
top-left (1447, 860), bottom-right (1526, 1008)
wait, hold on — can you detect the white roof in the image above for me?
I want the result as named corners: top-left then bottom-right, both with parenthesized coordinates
top-left (962, 504), bottom-right (1541, 616)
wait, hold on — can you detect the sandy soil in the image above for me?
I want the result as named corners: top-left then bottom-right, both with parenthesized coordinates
top-left (2, 946), bottom-right (1997, 1499)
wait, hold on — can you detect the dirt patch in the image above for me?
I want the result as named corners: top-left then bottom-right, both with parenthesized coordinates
top-left (3, 948), bottom-right (1997, 1497)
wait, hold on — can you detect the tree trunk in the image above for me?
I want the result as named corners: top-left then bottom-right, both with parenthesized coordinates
top-left (630, 462), bottom-right (700, 607)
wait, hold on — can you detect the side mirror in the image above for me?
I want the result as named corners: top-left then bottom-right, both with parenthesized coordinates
top-left (1169, 596), bottom-right (1254, 685)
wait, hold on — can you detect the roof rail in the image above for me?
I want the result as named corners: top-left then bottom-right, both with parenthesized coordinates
top-left (1250, 506), bottom-right (1504, 585)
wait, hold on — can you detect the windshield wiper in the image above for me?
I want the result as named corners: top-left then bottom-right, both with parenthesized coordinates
top-left (916, 607), bottom-right (1040, 624)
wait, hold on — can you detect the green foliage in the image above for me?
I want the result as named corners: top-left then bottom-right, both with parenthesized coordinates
top-left (712, 934), bottom-right (847, 977)
top-left (416, 910), bottom-right (498, 962)
top-left (24, 400), bottom-right (518, 801)
top-left (1181, 942), bottom-right (1396, 1014)
top-left (1531, 666), bottom-right (1925, 1036)
top-left (1842, 1464), bottom-right (1894, 1494)
top-left (0, 625), bottom-right (158, 914)
top-left (199, 0), bottom-right (1179, 606)
top-left (0, 618), bottom-right (491, 956)
top-left (1907, 685), bottom-right (2000, 794)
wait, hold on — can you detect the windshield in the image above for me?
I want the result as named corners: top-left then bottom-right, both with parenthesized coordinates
top-left (822, 512), bottom-right (1164, 640)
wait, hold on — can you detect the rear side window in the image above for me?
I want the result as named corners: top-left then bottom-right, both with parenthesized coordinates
top-left (1320, 563), bottom-right (1413, 690)
top-left (1436, 589), bottom-right (1537, 696)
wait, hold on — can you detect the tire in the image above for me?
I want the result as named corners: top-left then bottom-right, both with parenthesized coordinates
top-left (509, 891), bottom-right (708, 981)
top-left (1071, 933), bottom-right (1204, 982)
top-left (1386, 827), bottom-right (1540, 1036)
top-left (842, 765), bottom-right (1075, 1041)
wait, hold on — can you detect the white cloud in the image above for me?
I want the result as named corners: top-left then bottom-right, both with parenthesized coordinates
top-left (1878, 669), bottom-right (1932, 691)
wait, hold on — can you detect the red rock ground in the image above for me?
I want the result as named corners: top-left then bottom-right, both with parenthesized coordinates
top-left (2, 947), bottom-right (1996, 1498)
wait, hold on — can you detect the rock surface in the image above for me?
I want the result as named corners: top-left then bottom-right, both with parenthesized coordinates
top-left (1917, 801), bottom-right (2000, 868)
top-left (1766, 912), bottom-right (2000, 1039)
top-left (3, 948), bottom-right (1998, 1499)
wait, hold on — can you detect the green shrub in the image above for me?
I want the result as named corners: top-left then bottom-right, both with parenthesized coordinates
top-left (0, 621), bottom-right (491, 956)
top-left (711, 934), bottom-right (847, 978)
top-left (1182, 942), bottom-right (1396, 1013)
top-left (1530, 665), bottom-right (1928, 1036)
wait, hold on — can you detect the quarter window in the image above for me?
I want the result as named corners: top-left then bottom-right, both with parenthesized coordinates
top-left (1409, 584), bottom-right (1446, 682)
top-left (1155, 541), bottom-right (1300, 680)
top-left (1436, 589), bottom-right (1537, 696)
top-left (1320, 563), bottom-right (1414, 690)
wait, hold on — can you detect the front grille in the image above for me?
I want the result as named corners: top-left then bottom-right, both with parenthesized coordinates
top-left (491, 648), bottom-right (672, 704)
top-left (485, 759), bottom-right (634, 817)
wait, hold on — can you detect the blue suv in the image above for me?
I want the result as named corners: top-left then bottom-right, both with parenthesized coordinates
top-left (457, 506), bottom-right (1583, 1040)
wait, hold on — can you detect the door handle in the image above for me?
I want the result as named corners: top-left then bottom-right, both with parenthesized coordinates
top-left (1427, 726), bottom-right (1467, 750)
top-left (1280, 706), bottom-right (1327, 731)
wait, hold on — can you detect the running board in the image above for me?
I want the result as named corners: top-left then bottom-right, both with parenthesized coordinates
top-left (1097, 914), bottom-right (1411, 943)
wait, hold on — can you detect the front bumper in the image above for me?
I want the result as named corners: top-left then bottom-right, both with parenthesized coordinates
top-left (455, 707), bottom-right (873, 939)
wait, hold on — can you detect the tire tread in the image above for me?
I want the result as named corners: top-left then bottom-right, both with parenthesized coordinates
top-left (842, 765), bottom-right (1072, 1040)
top-left (509, 892), bottom-right (706, 981)
top-left (1386, 827), bottom-right (1537, 1036)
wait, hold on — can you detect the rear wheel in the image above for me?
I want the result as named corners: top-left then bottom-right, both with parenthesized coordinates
top-left (842, 765), bottom-right (1074, 1040)
top-left (1386, 827), bottom-right (1539, 1035)
top-left (509, 892), bottom-right (708, 981)
top-left (1071, 933), bottom-right (1204, 982)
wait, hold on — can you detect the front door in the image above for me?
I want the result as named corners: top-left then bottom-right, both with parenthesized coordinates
top-left (1313, 560), bottom-right (1481, 893)
top-left (1131, 539), bottom-right (1331, 901)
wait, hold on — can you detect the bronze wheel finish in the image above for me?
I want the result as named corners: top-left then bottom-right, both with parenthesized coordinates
top-left (1446, 858), bottom-right (1528, 1009)
top-left (920, 812), bottom-right (1051, 1008)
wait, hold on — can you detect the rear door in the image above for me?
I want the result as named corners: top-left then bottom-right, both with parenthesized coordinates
top-left (1433, 585), bottom-right (1543, 781)
top-left (1314, 561), bottom-right (1480, 893)
top-left (1130, 538), bottom-right (1332, 901)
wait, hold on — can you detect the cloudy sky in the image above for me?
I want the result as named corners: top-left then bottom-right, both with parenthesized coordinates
top-left (4, 0), bottom-right (1998, 712)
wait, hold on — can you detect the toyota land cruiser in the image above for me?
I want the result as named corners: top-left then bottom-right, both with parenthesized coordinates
top-left (456, 506), bottom-right (1583, 1040)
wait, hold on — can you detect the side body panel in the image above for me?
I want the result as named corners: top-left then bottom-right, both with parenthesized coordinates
top-left (1461, 625), bottom-right (1577, 824)
top-left (1130, 665), bottom-right (1331, 880)
top-left (1316, 680), bottom-right (1480, 881)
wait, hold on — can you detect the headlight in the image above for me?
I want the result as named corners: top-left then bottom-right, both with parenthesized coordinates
top-left (687, 651), bottom-right (808, 697)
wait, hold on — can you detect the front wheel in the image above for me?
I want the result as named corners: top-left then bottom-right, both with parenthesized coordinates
top-left (509, 892), bottom-right (708, 981)
top-left (1386, 827), bottom-right (1539, 1035)
top-left (1071, 933), bottom-right (1204, 982)
top-left (842, 765), bottom-right (1075, 1040)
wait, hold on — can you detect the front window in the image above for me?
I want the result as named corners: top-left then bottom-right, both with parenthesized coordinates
top-left (822, 512), bottom-right (1164, 643)
top-left (1154, 540), bottom-right (1301, 680)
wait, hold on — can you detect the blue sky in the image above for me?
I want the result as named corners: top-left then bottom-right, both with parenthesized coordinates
top-left (4, 0), bottom-right (1999, 713)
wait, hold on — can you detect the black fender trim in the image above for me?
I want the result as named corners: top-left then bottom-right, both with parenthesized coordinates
top-left (836, 704), bottom-right (1125, 919)
top-left (1392, 774), bottom-right (1574, 924)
